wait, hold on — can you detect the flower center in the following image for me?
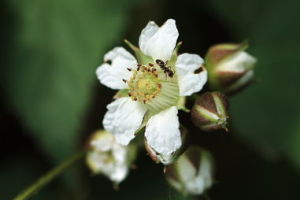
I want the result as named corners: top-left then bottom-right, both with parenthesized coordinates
top-left (126, 62), bottom-right (179, 113)
top-left (127, 65), bottom-right (161, 103)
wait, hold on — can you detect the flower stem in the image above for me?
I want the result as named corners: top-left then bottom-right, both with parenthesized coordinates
top-left (13, 150), bottom-right (86, 200)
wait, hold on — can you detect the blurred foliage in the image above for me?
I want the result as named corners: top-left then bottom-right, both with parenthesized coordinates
top-left (0, 157), bottom-right (51, 200)
top-left (2, 0), bottom-right (138, 161)
top-left (208, 0), bottom-right (300, 167)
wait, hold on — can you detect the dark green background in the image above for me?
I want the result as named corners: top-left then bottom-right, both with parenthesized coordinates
top-left (1, 0), bottom-right (300, 199)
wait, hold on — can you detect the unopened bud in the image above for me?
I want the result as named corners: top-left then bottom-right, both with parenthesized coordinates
top-left (165, 146), bottom-right (214, 195)
top-left (191, 92), bottom-right (229, 131)
top-left (205, 43), bottom-right (257, 94)
top-left (145, 126), bottom-right (188, 165)
top-left (86, 130), bottom-right (136, 184)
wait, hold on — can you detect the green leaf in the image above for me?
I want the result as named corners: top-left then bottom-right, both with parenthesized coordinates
top-left (208, 0), bottom-right (300, 167)
top-left (3, 0), bottom-right (138, 161)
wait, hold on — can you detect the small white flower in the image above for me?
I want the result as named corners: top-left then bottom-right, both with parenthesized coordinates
top-left (165, 146), bottom-right (214, 195)
top-left (86, 130), bottom-right (135, 183)
top-left (96, 19), bottom-right (207, 164)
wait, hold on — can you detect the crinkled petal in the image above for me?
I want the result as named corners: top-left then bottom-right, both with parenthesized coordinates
top-left (145, 106), bottom-right (182, 156)
top-left (139, 19), bottom-right (179, 61)
top-left (176, 53), bottom-right (207, 96)
top-left (96, 47), bottom-right (137, 90)
top-left (86, 149), bottom-right (128, 183)
top-left (103, 97), bottom-right (147, 145)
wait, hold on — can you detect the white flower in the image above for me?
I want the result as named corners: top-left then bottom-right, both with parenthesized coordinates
top-left (96, 19), bottom-right (207, 164)
top-left (165, 146), bottom-right (214, 195)
top-left (86, 130), bottom-right (135, 183)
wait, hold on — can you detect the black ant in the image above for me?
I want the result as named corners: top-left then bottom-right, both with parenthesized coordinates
top-left (155, 59), bottom-right (174, 78)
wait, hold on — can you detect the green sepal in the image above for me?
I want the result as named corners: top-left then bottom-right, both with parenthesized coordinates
top-left (126, 143), bottom-right (138, 167)
top-left (168, 41), bottom-right (183, 68)
top-left (124, 39), bottom-right (153, 65)
top-left (177, 96), bottom-right (189, 112)
top-left (133, 110), bottom-right (152, 139)
top-left (113, 89), bottom-right (129, 99)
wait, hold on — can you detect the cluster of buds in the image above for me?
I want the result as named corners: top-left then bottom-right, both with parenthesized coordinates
top-left (190, 42), bottom-right (257, 132)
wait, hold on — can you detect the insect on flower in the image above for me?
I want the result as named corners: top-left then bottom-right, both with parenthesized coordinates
top-left (155, 59), bottom-right (175, 78)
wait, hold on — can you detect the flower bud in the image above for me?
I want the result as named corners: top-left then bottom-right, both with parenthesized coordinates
top-left (165, 146), bottom-right (214, 195)
top-left (191, 92), bottom-right (229, 131)
top-left (205, 43), bottom-right (257, 94)
top-left (145, 126), bottom-right (188, 165)
top-left (86, 130), bottom-right (136, 184)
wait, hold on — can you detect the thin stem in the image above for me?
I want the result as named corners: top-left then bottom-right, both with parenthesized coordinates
top-left (13, 150), bottom-right (86, 200)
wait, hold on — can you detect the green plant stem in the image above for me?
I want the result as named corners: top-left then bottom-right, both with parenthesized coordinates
top-left (12, 150), bottom-right (86, 200)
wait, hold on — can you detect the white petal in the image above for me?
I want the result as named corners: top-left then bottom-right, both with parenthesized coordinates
top-left (110, 144), bottom-right (129, 183)
top-left (96, 47), bottom-right (137, 90)
top-left (227, 70), bottom-right (254, 92)
top-left (86, 147), bottom-right (129, 183)
top-left (218, 51), bottom-right (257, 73)
top-left (103, 97), bottom-right (147, 145)
top-left (138, 21), bottom-right (159, 51)
top-left (176, 53), bottom-right (208, 96)
top-left (109, 164), bottom-right (128, 183)
top-left (145, 106), bottom-right (182, 156)
top-left (186, 153), bottom-right (213, 194)
top-left (139, 19), bottom-right (179, 61)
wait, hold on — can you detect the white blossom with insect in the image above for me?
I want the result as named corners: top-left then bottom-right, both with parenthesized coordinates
top-left (96, 19), bottom-right (207, 164)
